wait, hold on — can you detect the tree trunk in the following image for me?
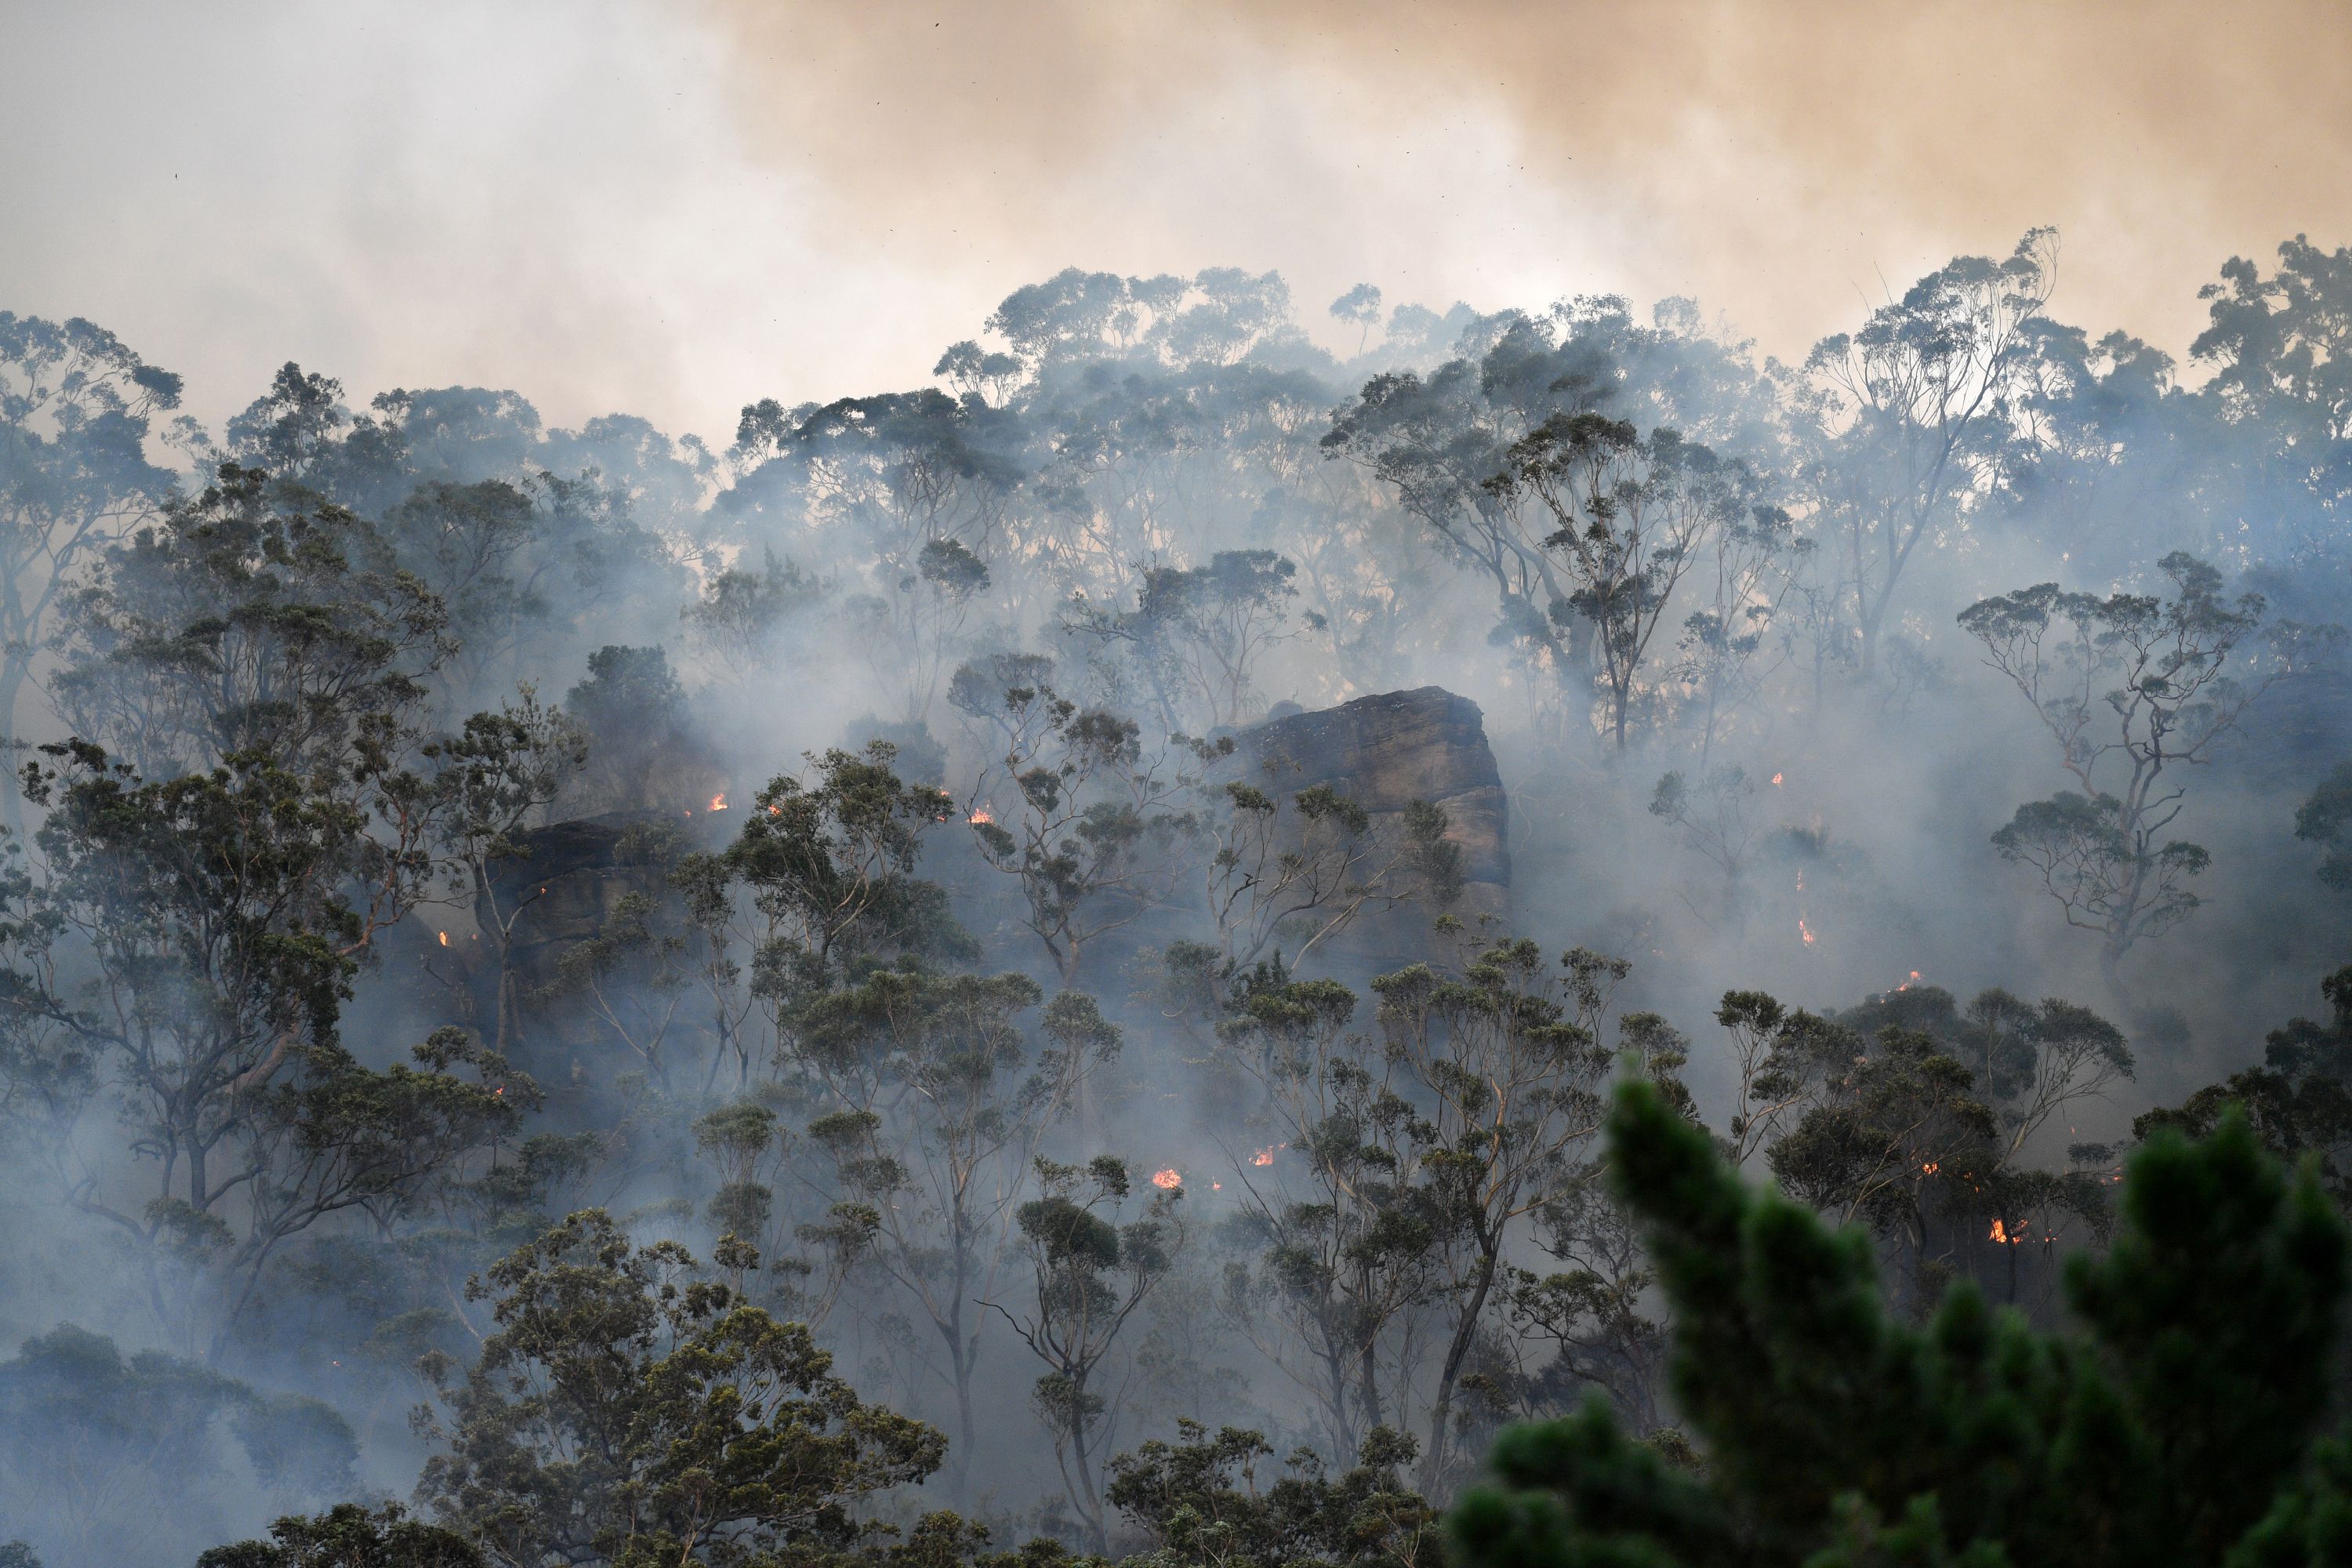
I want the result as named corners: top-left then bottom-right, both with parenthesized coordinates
top-left (1418, 1243), bottom-right (1502, 1496)
top-left (0, 655), bottom-right (29, 838)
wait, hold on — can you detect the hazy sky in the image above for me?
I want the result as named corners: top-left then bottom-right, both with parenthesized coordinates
top-left (4, 0), bottom-right (2347, 443)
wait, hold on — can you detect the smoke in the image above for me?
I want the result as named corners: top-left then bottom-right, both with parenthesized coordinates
top-left (8, 2), bottom-right (2347, 447)
top-left (684, 0), bottom-right (2352, 380)
top-left (5, 5), bottom-right (2352, 1559)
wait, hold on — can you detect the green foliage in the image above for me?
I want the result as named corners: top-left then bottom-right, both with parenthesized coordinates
top-left (0, 312), bottom-right (183, 825)
top-left (682, 547), bottom-right (829, 668)
top-left (956, 678), bottom-right (1200, 982)
top-left (731, 741), bottom-right (968, 991)
top-left (2296, 763), bottom-right (2352, 892)
top-left (562, 644), bottom-right (688, 810)
top-left (1451, 1076), bottom-right (2352, 1568)
top-left (198, 1503), bottom-right (484, 1568)
top-left (416, 1209), bottom-right (946, 1567)
top-left (1106, 1421), bottom-right (1437, 1568)
top-left (52, 461), bottom-right (447, 779)
top-left (2140, 966), bottom-right (2352, 1203)
top-left (1064, 549), bottom-right (1301, 731)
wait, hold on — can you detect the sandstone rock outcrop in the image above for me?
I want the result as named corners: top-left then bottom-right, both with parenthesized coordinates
top-left (1230, 685), bottom-right (1510, 970)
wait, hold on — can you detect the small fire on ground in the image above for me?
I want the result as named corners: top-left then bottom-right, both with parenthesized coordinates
top-left (1150, 1167), bottom-right (1181, 1189)
top-left (709, 793), bottom-right (728, 812)
top-left (969, 807), bottom-right (994, 825)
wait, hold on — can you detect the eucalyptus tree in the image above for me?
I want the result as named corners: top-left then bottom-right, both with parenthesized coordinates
top-left (2297, 760), bottom-right (2352, 892)
top-left (1958, 550), bottom-right (2323, 978)
top-left (1214, 975), bottom-right (1439, 1468)
top-left (1330, 283), bottom-right (1385, 355)
top-left (1483, 415), bottom-right (1745, 750)
top-left (413, 1211), bottom-right (944, 1568)
top-left (1199, 774), bottom-right (1457, 975)
top-left (997, 1154), bottom-right (1189, 1552)
top-left (1798, 229), bottom-right (2057, 674)
top-left (1370, 941), bottom-right (1650, 1491)
top-left (2190, 233), bottom-right (2352, 559)
top-left (725, 740), bottom-right (970, 1057)
top-left (794, 972), bottom-right (1119, 1494)
top-left (724, 390), bottom-right (1024, 720)
top-left (0, 314), bottom-right (185, 829)
top-left (1669, 502), bottom-right (1809, 760)
top-left (49, 462), bottom-right (448, 782)
top-left (956, 672), bottom-right (1203, 985)
top-left (425, 685), bottom-right (588, 1053)
top-left (1324, 318), bottom-right (1608, 722)
top-left (678, 546), bottom-right (827, 675)
top-left (1062, 549), bottom-right (1305, 732)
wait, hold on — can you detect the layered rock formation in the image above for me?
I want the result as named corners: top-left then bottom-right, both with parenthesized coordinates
top-left (397, 688), bottom-right (1510, 1076)
top-left (1230, 685), bottom-right (1511, 970)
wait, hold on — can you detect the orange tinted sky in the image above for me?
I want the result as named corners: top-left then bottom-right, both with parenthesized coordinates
top-left (3, 0), bottom-right (2345, 436)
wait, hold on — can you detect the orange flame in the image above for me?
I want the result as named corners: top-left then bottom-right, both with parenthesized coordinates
top-left (1990, 1218), bottom-right (2024, 1245)
top-left (1922, 1161), bottom-right (1939, 1175)
top-left (1150, 1167), bottom-right (1181, 1189)
top-left (1896, 970), bottom-right (1921, 993)
top-left (968, 807), bottom-right (994, 825)
top-left (710, 793), bottom-right (728, 812)
top-left (1771, 771), bottom-right (1784, 786)
top-left (1798, 917), bottom-right (1816, 946)
top-left (1250, 1145), bottom-right (1280, 1167)
top-left (437, 931), bottom-right (448, 947)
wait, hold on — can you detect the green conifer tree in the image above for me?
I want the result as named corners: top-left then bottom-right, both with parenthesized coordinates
top-left (1452, 1076), bottom-right (2352, 1568)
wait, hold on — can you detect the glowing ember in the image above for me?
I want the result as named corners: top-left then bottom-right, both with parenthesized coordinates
top-left (710, 793), bottom-right (728, 812)
top-left (1150, 1167), bottom-right (1181, 1189)
top-left (437, 931), bottom-right (448, 947)
top-left (1922, 1162), bottom-right (1939, 1175)
top-left (1798, 917), bottom-right (1817, 946)
top-left (1211, 1181), bottom-right (1223, 1190)
top-left (1250, 1145), bottom-right (1280, 1167)
top-left (1771, 771), bottom-right (1784, 786)
top-left (1895, 970), bottom-right (1922, 993)
top-left (969, 807), bottom-right (994, 825)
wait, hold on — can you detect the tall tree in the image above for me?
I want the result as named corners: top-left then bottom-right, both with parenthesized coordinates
top-left (794, 971), bottom-right (1117, 1494)
top-left (0, 314), bottom-right (185, 830)
top-left (996, 1155), bottom-right (1188, 1552)
top-left (1485, 415), bottom-right (1743, 749)
top-left (1958, 550), bottom-right (2321, 978)
top-left (1800, 230), bottom-right (2056, 674)
top-left (414, 1210), bottom-right (944, 1568)
top-left (1451, 1076), bottom-right (2351, 1568)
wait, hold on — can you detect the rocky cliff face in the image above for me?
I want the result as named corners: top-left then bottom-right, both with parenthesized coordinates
top-left (401, 689), bottom-right (1509, 1073)
top-left (1232, 685), bottom-right (1511, 969)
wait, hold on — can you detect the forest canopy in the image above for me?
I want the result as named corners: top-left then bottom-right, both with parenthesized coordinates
top-left (1, 230), bottom-right (2350, 1567)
